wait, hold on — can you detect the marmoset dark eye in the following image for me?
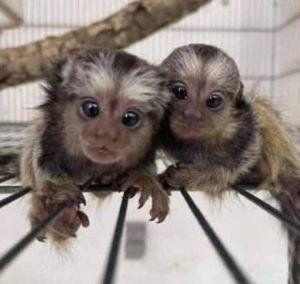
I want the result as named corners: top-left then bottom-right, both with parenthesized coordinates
top-left (206, 92), bottom-right (223, 109)
top-left (81, 100), bottom-right (99, 118)
top-left (122, 110), bottom-right (140, 127)
top-left (171, 83), bottom-right (188, 100)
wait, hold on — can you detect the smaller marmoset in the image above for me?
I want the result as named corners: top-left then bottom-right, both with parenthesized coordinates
top-left (21, 49), bottom-right (171, 243)
top-left (159, 44), bottom-right (300, 283)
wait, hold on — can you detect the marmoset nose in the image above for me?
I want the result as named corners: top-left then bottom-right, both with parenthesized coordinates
top-left (95, 129), bottom-right (119, 144)
top-left (183, 108), bottom-right (202, 121)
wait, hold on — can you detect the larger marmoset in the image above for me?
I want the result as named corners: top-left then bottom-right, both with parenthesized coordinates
top-left (21, 49), bottom-right (171, 243)
top-left (159, 44), bottom-right (300, 284)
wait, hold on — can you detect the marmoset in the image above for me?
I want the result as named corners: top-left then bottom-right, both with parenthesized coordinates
top-left (21, 49), bottom-right (170, 243)
top-left (159, 44), bottom-right (300, 283)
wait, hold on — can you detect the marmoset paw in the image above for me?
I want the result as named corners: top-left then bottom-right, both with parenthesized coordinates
top-left (163, 164), bottom-right (192, 188)
top-left (49, 188), bottom-right (89, 239)
top-left (121, 172), bottom-right (169, 223)
top-left (51, 188), bottom-right (86, 208)
top-left (29, 188), bottom-right (89, 242)
top-left (49, 208), bottom-right (89, 239)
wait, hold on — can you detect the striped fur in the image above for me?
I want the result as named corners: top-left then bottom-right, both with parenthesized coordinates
top-left (160, 44), bottom-right (300, 282)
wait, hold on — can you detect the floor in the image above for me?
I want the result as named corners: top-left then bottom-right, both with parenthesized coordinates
top-left (0, 124), bottom-right (294, 283)
top-left (0, 189), bottom-right (287, 284)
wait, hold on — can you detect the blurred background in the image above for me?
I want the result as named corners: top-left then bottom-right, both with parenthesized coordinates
top-left (0, 0), bottom-right (299, 125)
top-left (0, 0), bottom-right (299, 283)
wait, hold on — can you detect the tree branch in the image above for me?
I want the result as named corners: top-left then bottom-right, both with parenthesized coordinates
top-left (0, 0), bottom-right (211, 89)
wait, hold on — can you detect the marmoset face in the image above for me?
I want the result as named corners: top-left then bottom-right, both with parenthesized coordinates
top-left (162, 44), bottom-right (241, 140)
top-left (43, 50), bottom-right (170, 165)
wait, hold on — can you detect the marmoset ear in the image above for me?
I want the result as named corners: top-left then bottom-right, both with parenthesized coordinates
top-left (234, 82), bottom-right (245, 108)
top-left (43, 56), bottom-right (78, 104)
top-left (44, 58), bottom-right (69, 89)
top-left (38, 58), bottom-right (70, 110)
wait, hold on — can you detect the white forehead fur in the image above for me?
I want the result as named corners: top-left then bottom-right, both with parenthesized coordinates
top-left (61, 55), bottom-right (115, 96)
top-left (203, 52), bottom-right (233, 84)
top-left (85, 65), bottom-right (115, 96)
top-left (174, 47), bottom-right (203, 77)
top-left (168, 47), bottom-right (239, 92)
top-left (120, 68), bottom-right (161, 102)
top-left (61, 53), bottom-right (163, 103)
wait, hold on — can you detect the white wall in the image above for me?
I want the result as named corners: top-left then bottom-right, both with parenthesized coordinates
top-left (273, 0), bottom-right (300, 125)
top-left (0, 190), bottom-right (287, 284)
top-left (0, 2), bottom-right (296, 283)
top-left (0, 0), bottom-right (288, 123)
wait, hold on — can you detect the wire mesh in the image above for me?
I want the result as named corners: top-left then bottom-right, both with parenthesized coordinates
top-left (0, 1), bottom-right (299, 283)
top-left (0, 0), bottom-right (299, 125)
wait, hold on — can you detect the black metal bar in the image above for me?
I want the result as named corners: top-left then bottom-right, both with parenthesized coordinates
top-left (0, 186), bottom-right (23, 194)
top-left (0, 188), bottom-right (31, 209)
top-left (101, 191), bottom-right (130, 284)
top-left (0, 205), bottom-right (65, 273)
top-left (233, 185), bottom-right (300, 236)
top-left (0, 175), bottom-right (15, 184)
top-left (180, 188), bottom-right (251, 284)
top-left (0, 181), bottom-right (92, 273)
top-left (84, 184), bottom-right (115, 192)
top-left (0, 180), bottom-right (93, 208)
top-left (0, 185), bottom-right (118, 194)
top-left (0, 182), bottom-right (261, 194)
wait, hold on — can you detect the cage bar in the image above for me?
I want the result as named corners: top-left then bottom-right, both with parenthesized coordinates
top-left (180, 188), bottom-right (251, 284)
top-left (1, 182), bottom-right (300, 239)
top-left (0, 187), bottom-right (31, 208)
top-left (0, 175), bottom-right (16, 184)
top-left (233, 185), bottom-right (300, 236)
top-left (0, 186), bottom-right (23, 194)
top-left (0, 205), bottom-right (65, 272)
top-left (101, 191), bottom-right (130, 284)
top-left (0, 180), bottom-right (93, 272)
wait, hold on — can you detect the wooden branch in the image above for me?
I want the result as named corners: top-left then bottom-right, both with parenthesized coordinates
top-left (0, 0), bottom-right (211, 89)
top-left (0, 0), bottom-right (23, 29)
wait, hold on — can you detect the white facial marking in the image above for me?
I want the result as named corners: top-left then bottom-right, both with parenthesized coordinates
top-left (175, 47), bottom-right (203, 77)
top-left (204, 52), bottom-right (231, 84)
top-left (66, 55), bottom-right (115, 97)
top-left (60, 51), bottom-right (170, 107)
top-left (85, 66), bottom-right (114, 95)
top-left (120, 69), bottom-right (159, 103)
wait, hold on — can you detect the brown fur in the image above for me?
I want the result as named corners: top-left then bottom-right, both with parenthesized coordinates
top-left (160, 44), bottom-right (300, 283)
top-left (160, 44), bottom-right (261, 196)
top-left (251, 95), bottom-right (300, 184)
top-left (21, 49), bottom-right (171, 244)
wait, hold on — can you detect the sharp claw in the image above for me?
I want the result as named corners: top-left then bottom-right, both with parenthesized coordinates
top-left (149, 205), bottom-right (168, 223)
top-left (149, 212), bottom-right (157, 221)
top-left (77, 211), bottom-right (90, 227)
top-left (36, 235), bottom-right (46, 242)
top-left (78, 194), bottom-right (86, 206)
top-left (157, 215), bottom-right (166, 223)
top-left (138, 191), bottom-right (150, 208)
top-left (138, 199), bottom-right (146, 209)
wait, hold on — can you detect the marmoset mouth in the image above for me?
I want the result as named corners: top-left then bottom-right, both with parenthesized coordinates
top-left (171, 119), bottom-right (202, 132)
top-left (95, 146), bottom-right (112, 154)
top-left (84, 145), bottom-right (121, 164)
